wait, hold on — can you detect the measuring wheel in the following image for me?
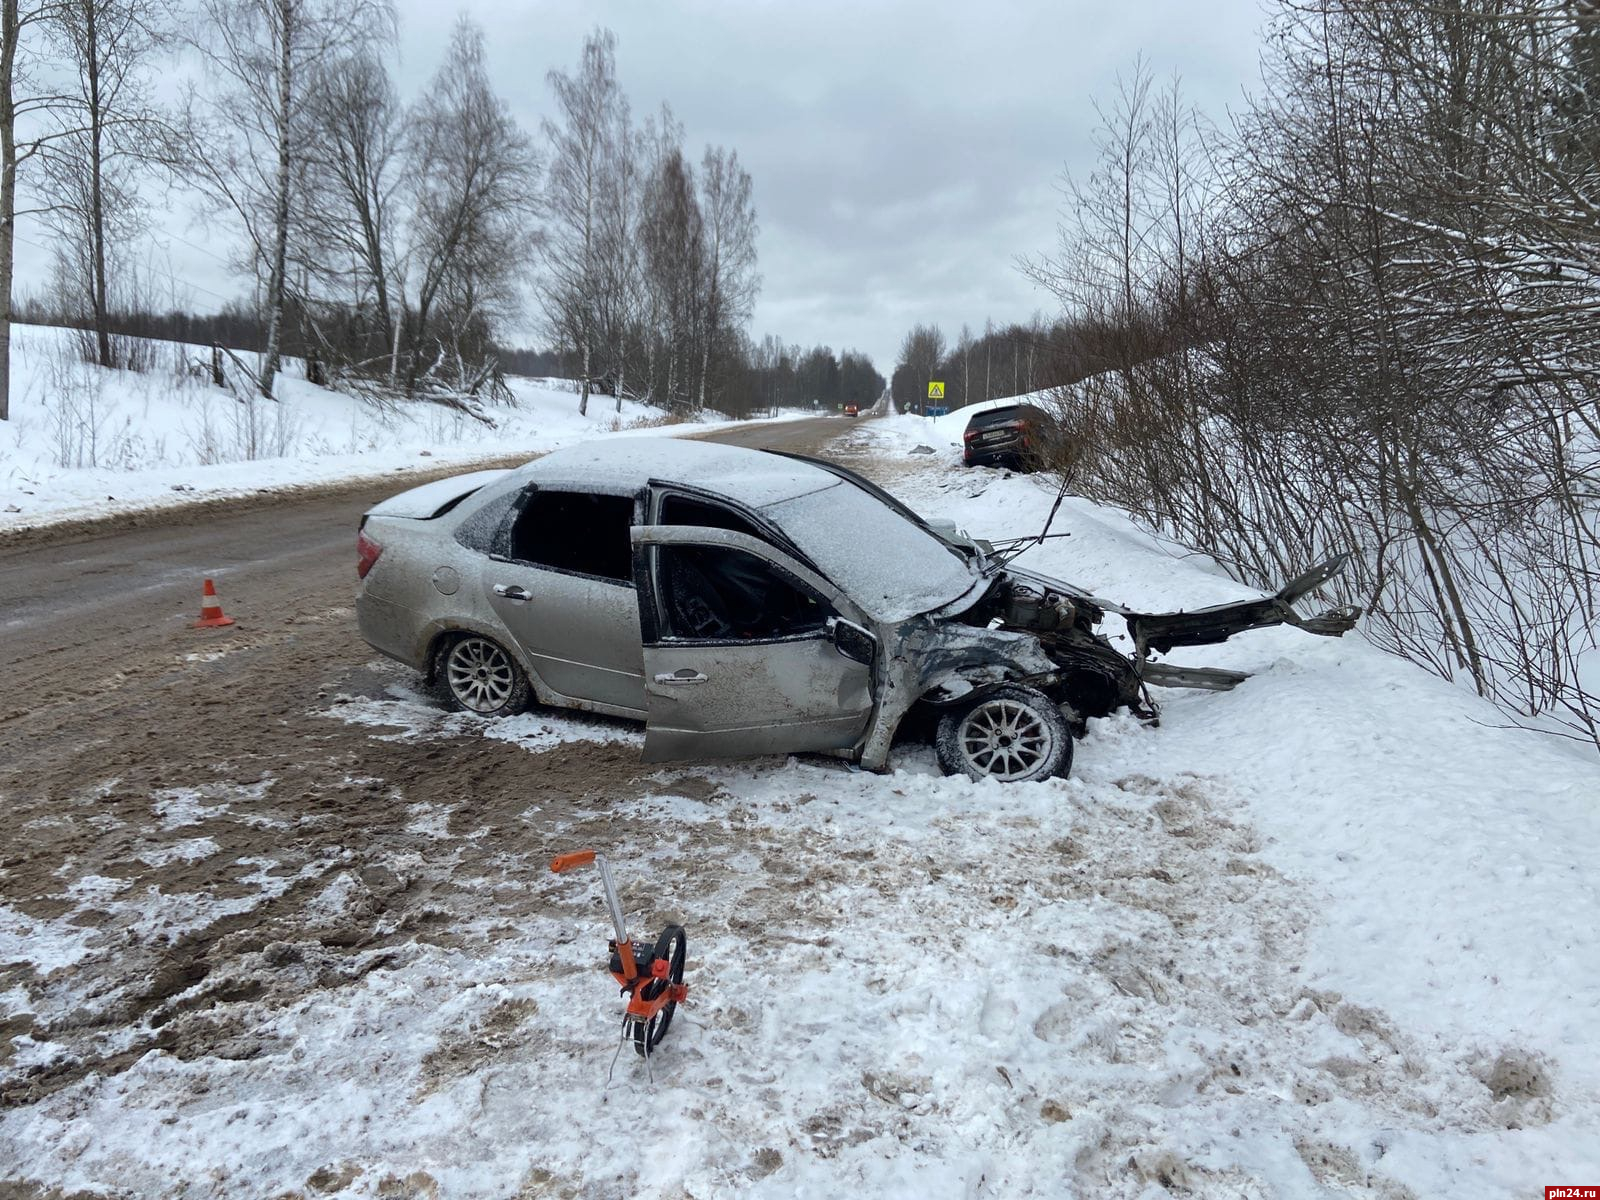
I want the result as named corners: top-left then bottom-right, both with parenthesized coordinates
top-left (549, 849), bottom-right (692, 1082)
top-left (632, 925), bottom-right (687, 1056)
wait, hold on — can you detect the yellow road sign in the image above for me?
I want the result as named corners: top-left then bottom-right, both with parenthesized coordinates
top-left (928, 381), bottom-right (945, 399)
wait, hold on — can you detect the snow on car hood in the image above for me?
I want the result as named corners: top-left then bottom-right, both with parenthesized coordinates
top-left (760, 479), bottom-right (984, 622)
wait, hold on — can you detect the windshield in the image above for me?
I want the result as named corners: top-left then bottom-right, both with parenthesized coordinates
top-left (762, 449), bottom-right (988, 567)
top-left (760, 480), bottom-right (981, 622)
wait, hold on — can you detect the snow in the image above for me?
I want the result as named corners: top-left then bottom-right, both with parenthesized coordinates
top-left (4, 414), bottom-right (1599, 1198)
top-left (529, 434), bottom-right (837, 507)
top-left (0, 323), bottom-right (786, 532)
top-left (332, 680), bottom-right (643, 752)
top-left (362, 468), bottom-right (511, 518)
top-left (849, 418), bottom-right (1600, 1074)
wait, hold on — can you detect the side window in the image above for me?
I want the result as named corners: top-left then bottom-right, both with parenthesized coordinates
top-left (659, 494), bottom-right (769, 543)
top-left (656, 545), bottom-right (830, 641)
top-left (508, 490), bottom-right (636, 583)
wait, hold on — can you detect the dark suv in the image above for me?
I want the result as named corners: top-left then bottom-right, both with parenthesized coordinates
top-left (961, 403), bottom-right (1056, 470)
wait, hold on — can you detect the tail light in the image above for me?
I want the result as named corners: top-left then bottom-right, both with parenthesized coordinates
top-left (963, 429), bottom-right (980, 442)
top-left (357, 529), bottom-right (384, 580)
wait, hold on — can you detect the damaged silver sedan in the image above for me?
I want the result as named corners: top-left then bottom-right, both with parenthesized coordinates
top-left (354, 439), bottom-right (1359, 783)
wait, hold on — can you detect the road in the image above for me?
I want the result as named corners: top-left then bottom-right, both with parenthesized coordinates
top-left (0, 415), bottom-right (855, 1106)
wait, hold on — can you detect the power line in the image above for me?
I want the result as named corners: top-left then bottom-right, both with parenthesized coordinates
top-left (12, 228), bottom-right (239, 306)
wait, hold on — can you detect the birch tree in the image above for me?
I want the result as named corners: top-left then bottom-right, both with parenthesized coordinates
top-left (641, 144), bottom-right (701, 409)
top-left (185, 0), bottom-right (390, 397)
top-left (694, 144), bottom-right (757, 409)
top-left (37, 0), bottom-right (166, 368)
top-left (541, 28), bottom-right (622, 416)
top-left (403, 16), bottom-right (538, 396)
top-left (1, 0), bottom-right (69, 421)
top-left (297, 47), bottom-right (401, 374)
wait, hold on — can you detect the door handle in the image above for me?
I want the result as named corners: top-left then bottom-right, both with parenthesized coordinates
top-left (493, 584), bottom-right (531, 602)
top-left (653, 669), bottom-right (708, 685)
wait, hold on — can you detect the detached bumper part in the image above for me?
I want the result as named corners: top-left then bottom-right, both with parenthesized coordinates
top-left (1123, 554), bottom-right (1362, 693)
top-left (1124, 553), bottom-right (1362, 657)
top-left (1139, 662), bottom-right (1254, 692)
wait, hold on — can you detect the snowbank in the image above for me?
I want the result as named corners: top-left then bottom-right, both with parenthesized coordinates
top-left (0, 324), bottom-right (776, 532)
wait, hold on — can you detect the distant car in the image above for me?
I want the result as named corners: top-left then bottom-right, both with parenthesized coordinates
top-left (843, 404), bottom-right (859, 417)
top-left (962, 403), bottom-right (1056, 470)
top-left (354, 439), bottom-right (1359, 783)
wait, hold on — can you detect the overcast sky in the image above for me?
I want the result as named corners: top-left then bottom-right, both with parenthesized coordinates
top-left (18, 0), bottom-right (1268, 374)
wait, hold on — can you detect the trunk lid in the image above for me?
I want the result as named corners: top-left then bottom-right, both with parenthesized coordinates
top-left (363, 469), bottom-right (511, 520)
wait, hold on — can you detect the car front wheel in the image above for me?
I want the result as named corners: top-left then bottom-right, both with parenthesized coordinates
top-left (935, 684), bottom-right (1073, 782)
top-left (437, 633), bottom-right (532, 716)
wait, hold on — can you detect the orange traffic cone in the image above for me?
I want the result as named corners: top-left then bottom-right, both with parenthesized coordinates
top-left (193, 578), bottom-right (236, 628)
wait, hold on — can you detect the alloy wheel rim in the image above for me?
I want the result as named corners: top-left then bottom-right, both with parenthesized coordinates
top-left (959, 698), bottom-right (1052, 781)
top-left (446, 638), bottom-right (515, 713)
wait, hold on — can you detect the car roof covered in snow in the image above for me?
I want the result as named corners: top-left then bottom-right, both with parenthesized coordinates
top-left (523, 436), bottom-right (839, 507)
top-left (520, 437), bottom-right (984, 621)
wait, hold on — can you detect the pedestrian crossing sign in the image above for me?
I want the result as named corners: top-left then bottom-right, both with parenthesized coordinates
top-left (928, 381), bottom-right (945, 399)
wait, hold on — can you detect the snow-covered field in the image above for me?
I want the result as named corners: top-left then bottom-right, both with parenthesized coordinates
top-left (2, 415), bottom-right (1597, 1197)
top-left (0, 324), bottom-right (777, 532)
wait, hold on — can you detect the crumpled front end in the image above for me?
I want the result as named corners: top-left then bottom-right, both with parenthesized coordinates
top-left (858, 620), bottom-right (1061, 771)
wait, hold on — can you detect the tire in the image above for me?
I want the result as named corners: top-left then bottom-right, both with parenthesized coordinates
top-left (935, 684), bottom-right (1074, 783)
top-left (436, 634), bottom-right (531, 717)
top-left (633, 924), bottom-right (686, 1056)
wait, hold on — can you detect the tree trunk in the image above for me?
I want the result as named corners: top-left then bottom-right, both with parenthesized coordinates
top-left (578, 337), bottom-right (590, 416)
top-left (258, 0), bottom-right (293, 400)
top-left (697, 272), bottom-right (716, 412)
top-left (85, 0), bottom-right (110, 368)
top-left (388, 300), bottom-right (401, 388)
top-left (696, 332), bottom-right (709, 412)
top-left (0, 0), bottom-right (18, 422)
top-left (614, 333), bottom-right (625, 413)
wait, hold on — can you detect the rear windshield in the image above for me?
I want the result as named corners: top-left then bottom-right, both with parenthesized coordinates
top-left (966, 405), bottom-right (1026, 429)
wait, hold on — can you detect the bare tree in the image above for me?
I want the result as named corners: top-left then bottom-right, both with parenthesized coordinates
top-left (694, 144), bottom-right (757, 409)
top-left (897, 322), bottom-right (945, 414)
top-left (184, 0), bottom-right (391, 397)
top-left (296, 47), bottom-right (402, 376)
top-left (37, 0), bottom-right (167, 368)
top-left (593, 99), bottom-right (641, 410)
top-left (641, 142), bottom-right (702, 410)
top-left (1032, 1), bottom-right (1600, 747)
top-left (402, 15), bottom-right (538, 396)
top-left (2, 0), bottom-right (71, 421)
top-left (541, 27), bottom-right (622, 416)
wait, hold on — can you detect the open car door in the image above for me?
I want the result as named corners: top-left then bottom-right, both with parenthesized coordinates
top-left (630, 525), bottom-right (876, 763)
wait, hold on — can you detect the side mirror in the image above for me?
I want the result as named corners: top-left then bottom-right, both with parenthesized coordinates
top-left (826, 616), bottom-right (877, 665)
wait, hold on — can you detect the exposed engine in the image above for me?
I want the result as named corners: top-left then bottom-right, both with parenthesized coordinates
top-left (969, 573), bottom-right (1147, 722)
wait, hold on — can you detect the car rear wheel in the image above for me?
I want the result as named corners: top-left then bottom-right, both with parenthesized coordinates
top-left (438, 634), bottom-right (531, 716)
top-left (936, 684), bottom-right (1073, 782)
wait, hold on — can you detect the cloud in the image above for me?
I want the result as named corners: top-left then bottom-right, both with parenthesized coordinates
top-left (14, 0), bottom-right (1266, 376)
top-left (423, 0), bottom-right (1266, 369)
